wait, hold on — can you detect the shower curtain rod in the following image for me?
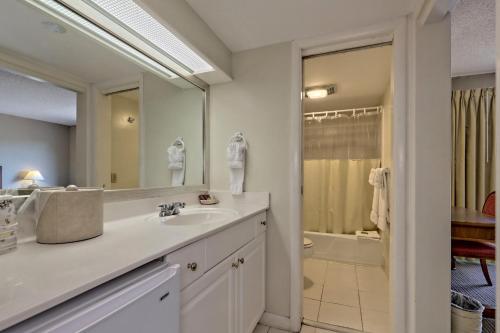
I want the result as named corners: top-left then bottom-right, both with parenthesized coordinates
top-left (304, 106), bottom-right (383, 118)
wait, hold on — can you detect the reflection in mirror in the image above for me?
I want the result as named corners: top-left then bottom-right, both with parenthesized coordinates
top-left (0, 0), bottom-right (205, 193)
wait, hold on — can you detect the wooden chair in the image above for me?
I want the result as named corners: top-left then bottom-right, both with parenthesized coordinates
top-left (451, 192), bottom-right (496, 286)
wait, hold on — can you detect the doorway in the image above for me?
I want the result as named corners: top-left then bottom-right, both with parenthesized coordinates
top-left (301, 44), bottom-right (393, 332)
top-left (289, 20), bottom-right (408, 333)
top-left (108, 88), bottom-right (140, 189)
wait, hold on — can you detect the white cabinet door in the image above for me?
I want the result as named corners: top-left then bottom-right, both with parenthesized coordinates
top-left (236, 234), bottom-right (266, 333)
top-left (180, 254), bottom-right (237, 333)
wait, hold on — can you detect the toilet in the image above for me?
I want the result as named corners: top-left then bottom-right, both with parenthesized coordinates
top-left (303, 237), bottom-right (314, 258)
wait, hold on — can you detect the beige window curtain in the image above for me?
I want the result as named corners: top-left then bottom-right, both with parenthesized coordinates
top-left (303, 114), bottom-right (381, 234)
top-left (451, 88), bottom-right (496, 210)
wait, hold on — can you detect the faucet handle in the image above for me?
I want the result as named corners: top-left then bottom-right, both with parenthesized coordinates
top-left (172, 202), bottom-right (186, 209)
top-left (158, 203), bottom-right (171, 210)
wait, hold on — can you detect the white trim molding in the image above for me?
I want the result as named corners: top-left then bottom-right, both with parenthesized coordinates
top-left (259, 312), bottom-right (292, 331)
top-left (289, 18), bottom-right (409, 333)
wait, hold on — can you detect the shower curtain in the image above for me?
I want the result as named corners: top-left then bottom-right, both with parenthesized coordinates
top-left (452, 88), bottom-right (496, 210)
top-left (303, 113), bottom-right (381, 234)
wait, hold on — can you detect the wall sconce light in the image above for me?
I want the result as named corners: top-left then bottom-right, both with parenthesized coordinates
top-left (127, 116), bottom-right (135, 124)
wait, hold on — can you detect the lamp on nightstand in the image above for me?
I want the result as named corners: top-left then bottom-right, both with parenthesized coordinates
top-left (24, 170), bottom-right (44, 189)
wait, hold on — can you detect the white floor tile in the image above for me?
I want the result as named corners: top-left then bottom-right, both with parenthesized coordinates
top-left (269, 328), bottom-right (290, 333)
top-left (304, 280), bottom-right (324, 300)
top-left (317, 302), bottom-right (362, 331)
top-left (361, 309), bottom-right (390, 333)
top-left (303, 298), bottom-right (321, 321)
top-left (304, 258), bottom-right (328, 285)
top-left (253, 324), bottom-right (270, 333)
top-left (324, 262), bottom-right (357, 289)
top-left (359, 290), bottom-right (389, 313)
top-left (356, 265), bottom-right (388, 292)
top-left (322, 284), bottom-right (360, 308)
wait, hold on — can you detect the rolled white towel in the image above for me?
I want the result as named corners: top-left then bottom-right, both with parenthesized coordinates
top-left (167, 146), bottom-right (185, 170)
top-left (227, 142), bottom-right (245, 169)
top-left (368, 168), bottom-right (376, 185)
top-left (227, 133), bottom-right (247, 194)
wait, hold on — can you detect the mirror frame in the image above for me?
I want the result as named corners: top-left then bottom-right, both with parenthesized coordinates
top-left (1, 0), bottom-right (210, 201)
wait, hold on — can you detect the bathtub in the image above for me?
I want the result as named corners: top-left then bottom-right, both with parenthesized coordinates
top-left (304, 231), bottom-right (383, 266)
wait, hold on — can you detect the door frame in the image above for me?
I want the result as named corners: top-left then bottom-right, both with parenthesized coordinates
top-left (289, 18), bottom-right (409, 332)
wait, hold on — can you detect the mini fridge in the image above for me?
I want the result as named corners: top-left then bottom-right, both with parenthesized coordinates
top-left (6, 262), bottom-right (180, 333)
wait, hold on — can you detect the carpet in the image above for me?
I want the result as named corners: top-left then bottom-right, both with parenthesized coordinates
top-left (451, 260), bottom-right (495, 333)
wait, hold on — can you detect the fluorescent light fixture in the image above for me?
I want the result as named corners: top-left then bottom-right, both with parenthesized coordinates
top-left (306, 89), bottom-right (328, 99)
top-left (305, 85), bottom-right (336, 99)
top-left (83, 0), bottom-right (214, 75)
top-left (26, 0), bottom-right (178, 81)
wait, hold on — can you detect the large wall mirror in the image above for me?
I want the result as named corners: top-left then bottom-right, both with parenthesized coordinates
top-left (0, 0), bottom-right (206, 192)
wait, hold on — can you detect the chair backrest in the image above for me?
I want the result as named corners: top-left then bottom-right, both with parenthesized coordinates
top-left (482, 191), bottom-right (495, 217)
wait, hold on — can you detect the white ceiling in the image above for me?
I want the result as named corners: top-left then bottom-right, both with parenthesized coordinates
top-left (0, 69), bottom-right (77, 126)
top-left (304, 45), bottom-right (392, 112)
top-left (0, 0), bottom-right (146, 84)
top-left (184, 0), bottom-right (415, 52)
top-left (451, 0), bottom-right (495, 77)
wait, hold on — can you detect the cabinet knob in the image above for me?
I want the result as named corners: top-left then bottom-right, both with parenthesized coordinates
top-left (260, 221), bottom-right (267, 226)
top-left (232, 262), bottom-right (239, 269)
top-left (187, 262), bottom-right (198, 271)
top-left (238, 258), bottom-right (245, 265)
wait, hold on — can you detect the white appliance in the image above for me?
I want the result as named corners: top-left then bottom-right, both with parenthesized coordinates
top-left (6, 262), bottom-right (180, 333)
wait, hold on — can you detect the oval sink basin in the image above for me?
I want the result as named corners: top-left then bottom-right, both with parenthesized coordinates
top-left (146, 207), bottom-right (239, 226)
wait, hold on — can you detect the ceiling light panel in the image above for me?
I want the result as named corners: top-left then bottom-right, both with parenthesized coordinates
top-left (85, 0), bottom-right (214, 74)
top-left (27, 0), bottom-right (178, 80)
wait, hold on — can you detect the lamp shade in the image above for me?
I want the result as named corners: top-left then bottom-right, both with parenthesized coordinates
top-left (24, 170), bottom-right (44, 181)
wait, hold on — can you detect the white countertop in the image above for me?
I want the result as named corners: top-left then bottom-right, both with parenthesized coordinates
top-left (0, 192), bottom-right (269, 330)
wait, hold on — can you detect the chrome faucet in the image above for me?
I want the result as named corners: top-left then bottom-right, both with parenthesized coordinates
top-left (158, 202), bottom-right (186, 217)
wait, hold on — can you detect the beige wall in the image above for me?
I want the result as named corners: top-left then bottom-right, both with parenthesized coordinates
top-left (142, 72), bottom-right (204, 188)
top-left (110, 94), bottom-right (140, 189)
top-left (210, 42), bottom-right (292, 317)
top-left (0, 114), bottom-right (71, 188)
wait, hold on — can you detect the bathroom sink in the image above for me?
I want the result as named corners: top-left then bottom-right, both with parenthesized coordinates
top-left (147, 207), bottom-right (239, 226)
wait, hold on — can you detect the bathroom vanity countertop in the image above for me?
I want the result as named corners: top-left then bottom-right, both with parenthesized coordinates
top-left (0, 192), bottom-right (269, 330)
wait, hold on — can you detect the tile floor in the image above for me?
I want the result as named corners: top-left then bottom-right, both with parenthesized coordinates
top-left (303, 258), bottom-right (389, 333)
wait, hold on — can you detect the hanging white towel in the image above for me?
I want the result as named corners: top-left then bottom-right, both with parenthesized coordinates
top-left (167, 137), bottom-right (185, 187)
top-left (369, 168), bottom-right (389, 230)
top-left (227, 132), bottom-right (247, 195)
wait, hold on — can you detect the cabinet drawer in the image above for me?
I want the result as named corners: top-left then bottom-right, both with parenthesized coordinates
top-left (166, 240), bottom-right (206, 289)
top-left (206, 218), bottom-right (256, 269)
top-left (253, 212), bottom-right (267, 235)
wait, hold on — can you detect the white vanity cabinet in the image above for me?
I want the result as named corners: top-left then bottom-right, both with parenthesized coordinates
top-left (237, 233), bottom-right (266, 333)
top-left (167, 212), bottom-right (267, 333)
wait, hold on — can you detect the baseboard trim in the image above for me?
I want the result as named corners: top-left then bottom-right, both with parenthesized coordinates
top-left (302, 319), bottom-right (362, 333)
top-left (259, 312), bottom-right (293, 331)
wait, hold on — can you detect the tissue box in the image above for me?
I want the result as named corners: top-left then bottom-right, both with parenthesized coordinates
top-left (0, 223), bottom-right (17, 254)
top-left (35, 189), bottom-right (103, 244)
top-left (0, 195), bottom-right (17, 254)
